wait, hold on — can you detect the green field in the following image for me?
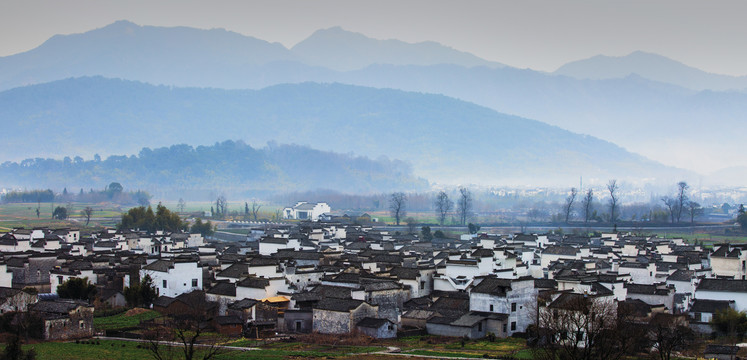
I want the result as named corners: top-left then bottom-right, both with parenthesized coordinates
top-left (0, 202), bottom-right (128, 231)
top-left (649, 231), bottom-right (747, 244)
top-left (93, 310), bottom-right (160, 331)
top-left (393, 336), bottom-right (529, 359)
top-left (21, 339), bottom-right (387, 360)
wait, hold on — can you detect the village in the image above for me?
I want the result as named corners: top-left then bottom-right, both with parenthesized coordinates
top-left (0, 200), bottom-right (743, 359)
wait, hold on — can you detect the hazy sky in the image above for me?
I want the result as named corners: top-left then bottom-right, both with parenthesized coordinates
top-left (2, 0), bottom-right (747, 75)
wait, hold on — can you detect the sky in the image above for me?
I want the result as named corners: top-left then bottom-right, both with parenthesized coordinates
top-left (1, 0), bottom-right (747, 75)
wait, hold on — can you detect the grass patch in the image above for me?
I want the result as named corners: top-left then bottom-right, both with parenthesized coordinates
top-left (403, 349), bottom-right (486, 358)
top-left (93, 309), bottom-right (160, 331)
top-left (443, 337), bottom-right (525, 352)
top-left (25, 340), bottom-right (154, 360)
top-left (23, 340), bottom-right (381, 360)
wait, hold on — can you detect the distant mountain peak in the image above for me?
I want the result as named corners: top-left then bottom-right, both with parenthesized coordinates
top-left (297, 26), bottom-right (370, 44)
top-left (555, 50), bottom-right (747, 91)
top-left (292, 26), bottom-right (502, 71)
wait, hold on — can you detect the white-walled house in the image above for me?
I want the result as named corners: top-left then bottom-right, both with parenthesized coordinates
top-left (49, 269), bottom-right (97, 294)
top-left (694, 278), bottom-right (747, 311)
top-left (469, 277), bottom-right (538, 336)
top-left (617, 262), bottom-right (657, 284)
top-left (283, 202), bottom-right (331, 221)
top-left (710, 244), bottom-right (747, 279)
top-left (0, 264), bottom-right (12, 288)
top-left (140, 259), bottom-right (202, 298)
top-left (259, 238), bottom-right (300, 256)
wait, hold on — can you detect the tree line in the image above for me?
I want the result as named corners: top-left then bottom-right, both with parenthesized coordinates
top-left (389, 187), bottom-right (475, 226)
top-left (1, 182), bottom-right (150, 206)
top-left (118, 205), bottom-right (214, 236)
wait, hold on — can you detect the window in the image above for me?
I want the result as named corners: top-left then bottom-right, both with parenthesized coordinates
top-left (192, 279), bottom-right (198, 287)
top-left (695, 312), bottom-right (702, 322)
top-left (295, 320), bottom-right (303, 332)
top-left (489, 304), bottom-right (494, 312)
top-left (420, 280), bottom-right (425, 289)
top-left (58, 276), bottom-right (63, 284)
top-left (511, 303), bottom-right (516, 312)
top-left (478, 321), bottom-right (483, 332)
top-left (163, 280), bottom-right (167, 288)
top-left (502, 323), bottom-right (507, 333)
top-left (511, 322), bottom-right (516, 331)
top-left (79, 320), bottom-right (85, 329)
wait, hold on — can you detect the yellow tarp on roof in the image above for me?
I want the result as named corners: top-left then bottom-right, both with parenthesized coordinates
top-left (261, 296), bottom-right (289, 303)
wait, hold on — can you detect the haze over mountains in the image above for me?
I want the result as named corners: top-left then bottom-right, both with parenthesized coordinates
top-left (0, 77), bottom-right (685, 188)
top-left (0, 20), bottom-right (742, 188)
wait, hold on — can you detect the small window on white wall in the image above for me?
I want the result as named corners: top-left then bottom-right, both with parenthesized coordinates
top-left (192, 279), bottom-right (198, 287)
top-left (163, 280), bottom-right (167, 288)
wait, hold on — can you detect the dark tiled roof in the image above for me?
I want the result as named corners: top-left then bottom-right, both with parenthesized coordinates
top-left (544, 246), bottom-right (578, 256)
top-left (697, 279), bottom-right (747, 293)
top-left (142, 260), bottom-right (174, 272)
top-left (356, 317), bottom-right (392, 328)
top-left (363, 281), bottom-right (400, 292)
top-left (229, 298), bottom-right (258, 310)
top-left (153, 296), bottom-right (176, 308)
top-left (216, 263), bottom-right (249, 279)
top-left (237, 277), bottom-right (270, 289)
top-left (625, 283), bottom-right (672, 296)
top-left (388, 267), bottom-right (419, 280)
top-left (471, 277), bottom-right (511, 296)
top-left (535, 279), bottom-right (558, 289)
top-left (690, 299), bottom-right (733, 314)
top-left (207, 282), bottom-right (236, 297)
top-left (32, 299), bottom-right (89, 314)
top-left (667, 269), bottom-right (694, 282)
top-left (314, 298), bottom-right (366, 312)
top-left (471, 249), bottom-right (494, 258)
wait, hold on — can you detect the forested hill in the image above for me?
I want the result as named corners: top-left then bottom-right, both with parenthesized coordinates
top-left (0, 77), bottom-right (688, 185)
top-left (0, 141), bottom-right (427, 195)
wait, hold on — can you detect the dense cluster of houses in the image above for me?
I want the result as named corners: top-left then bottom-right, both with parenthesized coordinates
top-left (0, 222), bottom-right (746, 344)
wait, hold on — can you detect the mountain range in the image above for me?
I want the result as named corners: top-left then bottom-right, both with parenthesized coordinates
top-left (0, 20), bottom-right (743, 186)
top-left (0, 77), bottom-right (687, 187)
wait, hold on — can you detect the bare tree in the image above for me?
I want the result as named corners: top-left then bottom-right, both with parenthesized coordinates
top-left (434, 191), bottom-right (453, 226)
top-left (457, 187), bottom-right (472, 226)
top-left (527, 208), bottom-right (545, 222)
top-left (177, 198), bottom-right (186, 213)
top-left (563, 187), bottom-right (578, 224)
top-left (215, 195), bottom-right (227, 218)
top-left (661, 196), bottom-right (676, 223)
top-left (533, 294), bottom-right (632, 360)
top-left (607, 179), bottom-right (619, 223)
top-left (687, 201), bottom-right (701, 225)
top-left (405, 217), bottom-right (417, 234)
top-left (649, 313), bottom-right (694, 360)
top-left (582, 189), bottom-right (594, 223)
top-left (251, 200), bottom-right (262, 221)
top-left (82, 206), bottom-right (93, 226)
top-left (676, 181), bottom-right (689, 223)
top-left (389, 192), bottom-right (407, 225)
top-left (144, 292), bottom-right (226, 360)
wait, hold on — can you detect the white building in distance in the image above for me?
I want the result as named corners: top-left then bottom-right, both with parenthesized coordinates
top-left (283, 202), bottom-right (330, 221)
